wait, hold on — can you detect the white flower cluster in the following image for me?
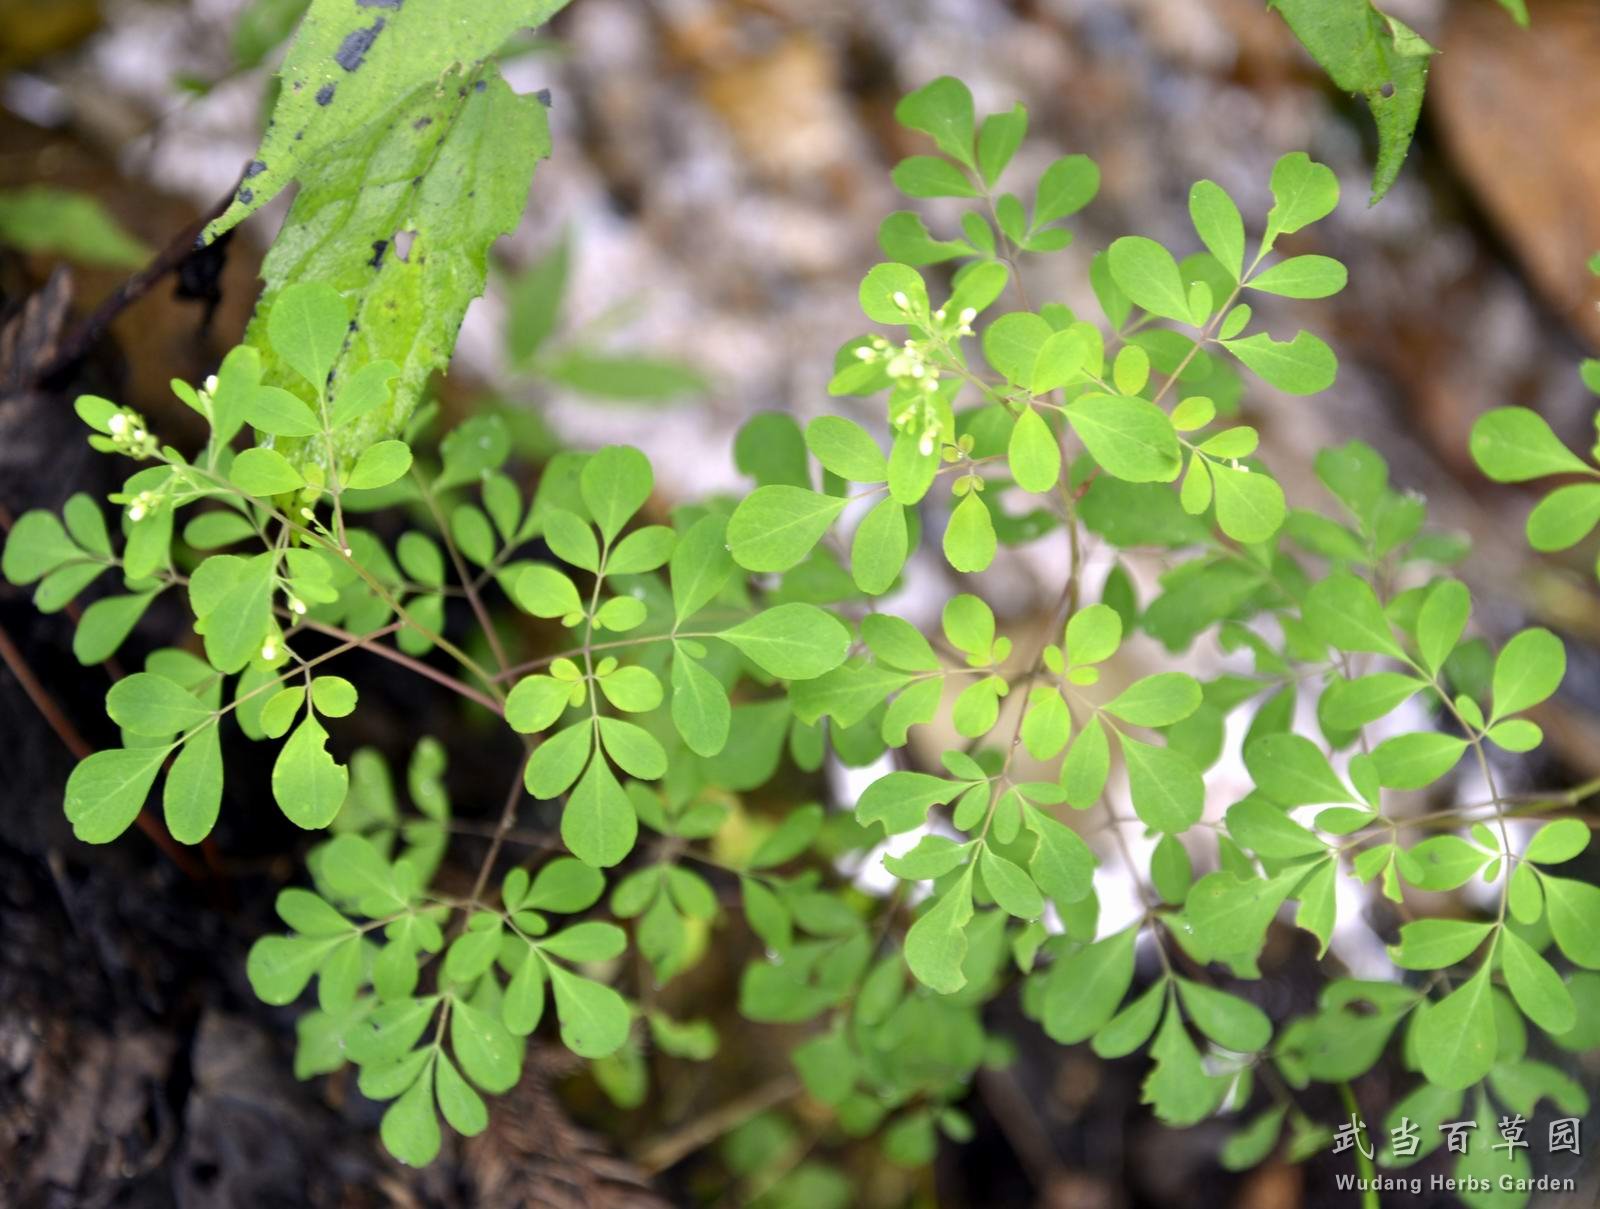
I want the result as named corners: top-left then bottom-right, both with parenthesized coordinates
top-left (104, 409), bottom-right (159, 460)
top-left (124, 489), bottom-right (161, 523)
top-left (854, 304), bottom-right (976, 456)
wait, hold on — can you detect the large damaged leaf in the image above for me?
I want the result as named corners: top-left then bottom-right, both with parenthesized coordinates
top-left (1268, 0), bottom-right (1435, 204)
top-left (207, 0), bottom-right (569, 457)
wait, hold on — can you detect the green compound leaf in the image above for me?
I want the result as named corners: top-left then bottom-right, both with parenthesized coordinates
top-left (726, 486), bottom-right (846, 573)
top-left (1225, 798), bottom-right (1327, 860)
top-left (1265, 151), bottom-right (1341, 237)
top-left (597, 717), bottom-right (667, 780)
top-left (192, 553), bottom-right (275, 673)
top-left (1060, 716), bottom-right (1111, 808)
top-left (607, 525), bottom-right (675, 576)
top-left (1266, 6), bottom-right (1434, 204)
top-left (320, 834), bottom-right (410, 915)
top-left (1469, 407), bottom-right (1592, 483)
top-left (1143, 1001), bottom-right (1228, 1127)
top-left (1404, 836), bottom-right (1490, 891)
top-left (891, 155), bottom-right (978, 199)
top-left (718, 604), bottom-right (851, 680)
top-left (1187, 869), bottom-right (1298, 967)
top-left (878, 211), bottom-right (970, 265)
top-left (983, 312), bottom-right (1051, 385)
top-left (246, 933), bottom-right (343, 1007)
top-left (597, 666), bottom-right (662, 715)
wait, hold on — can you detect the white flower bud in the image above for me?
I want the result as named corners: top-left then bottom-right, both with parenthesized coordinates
top-left (892, 290), bottom-right (910, 311)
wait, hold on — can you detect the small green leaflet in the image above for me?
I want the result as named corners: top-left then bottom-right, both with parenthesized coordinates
top-left (718, 604), bottom-right (850, 680)
top-left (904, 866), bottom-right (975, 993)
top-left (726, 487), bottom-right (846, 573)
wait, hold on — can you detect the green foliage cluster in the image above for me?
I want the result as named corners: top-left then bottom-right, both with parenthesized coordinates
top-left (6, 12), bottom-right (1598, 1202)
